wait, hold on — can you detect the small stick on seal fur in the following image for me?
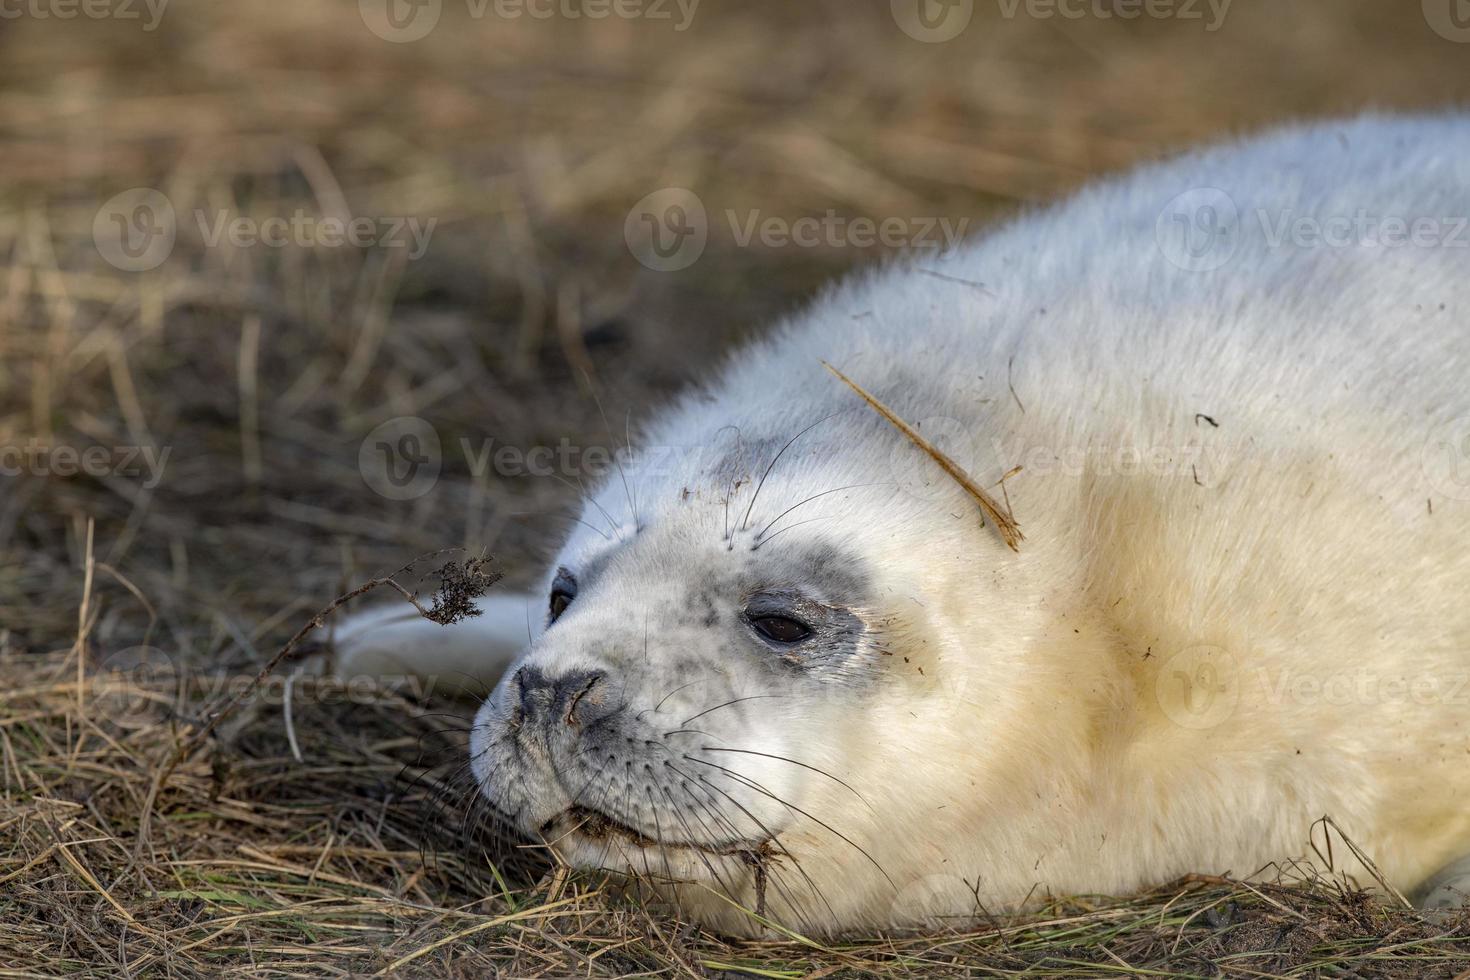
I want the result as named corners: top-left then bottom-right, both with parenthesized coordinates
top-left (821, 360), bottom-right (1024, 551)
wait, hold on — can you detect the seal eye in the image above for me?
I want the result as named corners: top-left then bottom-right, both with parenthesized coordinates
top-left (548, 568), bottom-right (577, 624)
top-left (750, 615), bottom-right (811, 645)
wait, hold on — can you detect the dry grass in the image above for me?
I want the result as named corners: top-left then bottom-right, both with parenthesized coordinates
top-left (4, 0), bottom-right (1470, 975)
top-left (10, 631), bottom-right (1470, 977)
top-left (822, 361), bottom-right (1024, 551)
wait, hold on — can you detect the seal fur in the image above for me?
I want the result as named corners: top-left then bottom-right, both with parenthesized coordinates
top-left (339, 113), bottom-right (1470, 936)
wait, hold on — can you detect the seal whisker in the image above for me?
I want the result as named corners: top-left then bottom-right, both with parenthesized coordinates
top-left (558, 745), bottom-right (614, 815)
top-left (661, 784), bottom-right (743, 905)
top-left (559, 513), bottom-right (613, 543)
top-left (686, 792), bottom-right (826, 932)
top-left (418, 757), bottom-right (490, 866)
top-left (702, 746), bottom-right (872, 808)
top-left (579, 760), bottom-right (639, 881)
top-left (681, 694), bottom-right (788, 726)
top-left (738, 412), bottom-right (847, 536)
top-left (625, 408), bottom-right (643, 532)
top-left (550, 473), bottom-right (623, 542)
top-left (754, 482), bottom-right (893, 542)
top-left (748, 847), bottom-right (826, 933)
top-left (687, 756), bottom-right (895, 889)
top-left (749, 517), bottom-right (839, 552)
top-left (645, 783), bottom-right (676, 887)
top-left (670, 760), bottom-right (836, 926)
top-left (580, 778), bottom-right (627, 880)
top-left (450, 765), bottom-right (525, 871)
top-left (651, 678), bottom-right (707, 715)
top-left (713, 423), bottom-right (744, 546)
top-left (587, 376), bottom-right (641, 533)
top-left (633, 787), bottom-right (661, 898)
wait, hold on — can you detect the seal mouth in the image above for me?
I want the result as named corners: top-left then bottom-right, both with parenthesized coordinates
top-left (547, 805), bottom-right (767, 858)
top-left (546, 805), bottom-right (782, 916)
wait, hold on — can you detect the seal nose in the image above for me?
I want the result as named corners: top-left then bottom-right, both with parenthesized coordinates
top-left (513, 666), bottom-right (613, 727)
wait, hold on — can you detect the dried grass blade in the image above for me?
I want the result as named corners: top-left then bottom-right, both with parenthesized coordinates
top-left (821, 361), bottom-right (1023, 551)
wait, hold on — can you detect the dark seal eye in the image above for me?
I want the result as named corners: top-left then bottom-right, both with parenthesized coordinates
top-left (750, 615), bottom-right (811, 645)
top-left (549, 568), bottom-right (577, 623)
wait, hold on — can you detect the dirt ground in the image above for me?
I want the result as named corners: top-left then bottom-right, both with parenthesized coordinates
top-left (3, 0), bottom-right (1470, 975)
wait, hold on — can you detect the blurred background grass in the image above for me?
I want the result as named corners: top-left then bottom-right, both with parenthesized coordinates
top-left (2, 1), bottom-right (1470, 974)
top-left (2, 0), bottom-right (1468, 655)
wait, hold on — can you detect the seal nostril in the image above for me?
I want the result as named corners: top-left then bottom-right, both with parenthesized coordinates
top-left (514, 665), bottom-right (550, 717)
top-left (512, 667), bottom-right (614, 727)
top-left (561, 670), bottom-right (608, 726)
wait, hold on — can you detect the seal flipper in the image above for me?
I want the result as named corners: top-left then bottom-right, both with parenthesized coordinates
top-left (330, 591), bottom-right (538, 696)
top-left (1414, 855), bottom-right (1470, 920)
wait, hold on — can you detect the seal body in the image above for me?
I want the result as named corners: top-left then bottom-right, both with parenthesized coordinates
top-left (344, 113), bottom-right (1470, 936)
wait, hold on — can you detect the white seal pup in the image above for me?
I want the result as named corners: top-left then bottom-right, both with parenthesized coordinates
top-left (338, 113), bottom-right (1470, 936)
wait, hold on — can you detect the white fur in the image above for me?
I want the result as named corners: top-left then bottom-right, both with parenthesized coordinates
top-left (340, 113), bottom-right (1470, 935)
